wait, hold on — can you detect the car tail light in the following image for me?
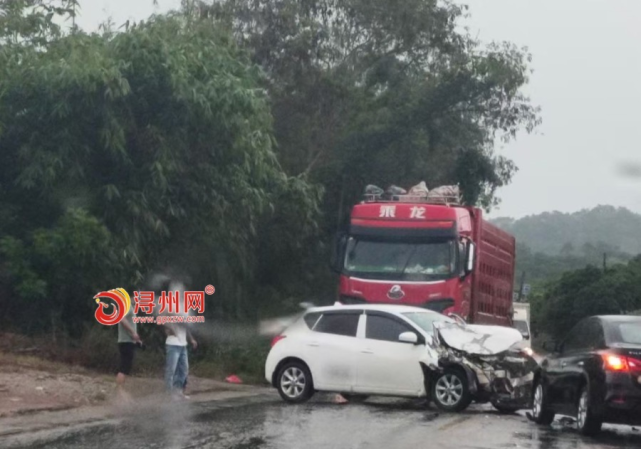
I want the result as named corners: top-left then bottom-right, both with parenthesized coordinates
top-left (603, 354), bottom-right (629, 371)
top-left (601, 353), bottom-right (641, 372)
top-left (628, 357), bottom-right (641, 371)
top-left (271, 335), bottom-right (286, 348)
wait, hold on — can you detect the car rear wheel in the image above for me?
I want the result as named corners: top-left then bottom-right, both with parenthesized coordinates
top-left (577, 386), bottom-right (602, 436)
top-left (277, 362), bottom-right (314, 403)
top-left (432, 368), bottom-right (473, 412)
top-left (532, 382), bottom-right (555, 425)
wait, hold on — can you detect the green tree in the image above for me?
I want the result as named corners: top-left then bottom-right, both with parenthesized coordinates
top-left (0, 6), bottom-right (320, 333)
top-left (533, 257), bottom-right (641, 339)
top-left (0, 0), bottom-right (78, 47)
top-left (205, 0), bottom-right (540, 214)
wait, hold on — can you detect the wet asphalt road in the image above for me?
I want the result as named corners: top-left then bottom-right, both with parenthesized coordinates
top-left (3, 394), bottom-right (641, 449)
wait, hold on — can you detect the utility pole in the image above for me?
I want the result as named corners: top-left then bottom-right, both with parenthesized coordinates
top-left (603, 252), bottom-right (607, 272)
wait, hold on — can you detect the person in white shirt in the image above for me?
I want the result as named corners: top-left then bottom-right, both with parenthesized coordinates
top-left (163, 280), bottom-right (197, 400)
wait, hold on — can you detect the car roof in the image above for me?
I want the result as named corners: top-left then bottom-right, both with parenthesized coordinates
top-left (304, 304), bottom-right (443, 315)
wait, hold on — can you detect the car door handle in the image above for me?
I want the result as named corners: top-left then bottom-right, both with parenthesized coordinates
top-left (361, 349), bottom-right (374, 354)
top-left (308, 342), bottom-right (320, 347)
top-left (577, 362), bottom-right (584, 367)
top-left (561, 362), bottom-right (567, 367)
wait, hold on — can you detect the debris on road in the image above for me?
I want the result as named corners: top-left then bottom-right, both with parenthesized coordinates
top-left (558, 416), bottom-right (576, 426)
top-left (225, 375), bottom-right (243, 384)
top-left (333, 394), bottom-right (349, 404)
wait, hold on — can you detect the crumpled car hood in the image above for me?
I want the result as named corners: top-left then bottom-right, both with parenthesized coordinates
top-left (431, 320), bottom-right (536, 410)
top-left (434, 322), bottom-right (524, 355)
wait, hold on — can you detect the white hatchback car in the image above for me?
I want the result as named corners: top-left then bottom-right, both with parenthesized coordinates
top-left (265, 304), bottom-right (455, 405)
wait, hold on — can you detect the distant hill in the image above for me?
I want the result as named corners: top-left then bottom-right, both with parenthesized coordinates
top-left (492, 205), bottom-right (641, 256)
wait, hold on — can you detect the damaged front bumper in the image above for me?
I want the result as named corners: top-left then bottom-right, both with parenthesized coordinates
top-left (431, 322), bottom-right (538, 410)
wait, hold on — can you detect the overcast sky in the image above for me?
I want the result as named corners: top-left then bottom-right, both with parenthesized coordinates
top-left (75, 0), bottom-right (641, 219)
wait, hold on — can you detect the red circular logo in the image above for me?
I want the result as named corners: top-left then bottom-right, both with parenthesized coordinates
top-left (205, 284), bottom-right (215, 295)
top-left (94, 289), bottom-right (131, 326)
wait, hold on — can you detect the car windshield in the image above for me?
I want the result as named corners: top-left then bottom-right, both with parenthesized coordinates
top-left (616, 323), bottom-right (641, 345)
top-left (344, 238), bottom-right (458, 281)
top-left (402, 312), bottom-right (454, 334)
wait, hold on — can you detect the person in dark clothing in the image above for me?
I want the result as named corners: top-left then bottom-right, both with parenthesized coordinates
top-left (116, 306), bottom-right (141, 403)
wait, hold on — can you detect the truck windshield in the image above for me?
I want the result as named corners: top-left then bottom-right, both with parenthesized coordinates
top-left (343, 237), bottom-right (458, 281)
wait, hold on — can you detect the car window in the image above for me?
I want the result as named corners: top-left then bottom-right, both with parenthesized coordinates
top-left (366, 314), bottom-right (413, 342)
top-left (583, 318), bottom-right (605, 349)
top-left (314, 313), bottom-right (360, 337)
top-left (616, 323), bottom-right (641, 345)
top-left (562, 320), bottom-right (589, 353)
top-left (303, 312), bottom-right (321, 329)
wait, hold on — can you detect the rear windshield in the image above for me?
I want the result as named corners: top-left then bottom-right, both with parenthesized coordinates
top-left (616, 323), bottom-right (641, 345)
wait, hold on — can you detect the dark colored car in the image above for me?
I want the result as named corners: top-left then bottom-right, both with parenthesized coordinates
top-left (531, 315), bottom-right (641, 436)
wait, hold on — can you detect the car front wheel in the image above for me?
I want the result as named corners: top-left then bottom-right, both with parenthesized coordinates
top-left (577, 386), bottom-right (602, 436)
top-left (532, 382), bottom-right (555, 425)
top-left (276, 362), bottom-right (314, 403)
top-left (431, 368), bottom-right (473, 412)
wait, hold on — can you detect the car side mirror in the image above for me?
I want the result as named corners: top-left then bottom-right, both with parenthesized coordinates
top-left (465, 241), bottom-right (476, 275)
top-left (330, 232), bottom-right (347, 274)
top-left (542, 340), bottom-right (559, 354)
top-left (399, 332), bottom-right (419, 345)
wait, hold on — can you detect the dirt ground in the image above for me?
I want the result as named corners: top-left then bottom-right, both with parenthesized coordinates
top-left (0, 351), bottom-right (238, 418)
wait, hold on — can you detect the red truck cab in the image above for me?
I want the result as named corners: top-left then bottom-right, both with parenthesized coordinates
top-left (331, 189), bottom-right (516, 325)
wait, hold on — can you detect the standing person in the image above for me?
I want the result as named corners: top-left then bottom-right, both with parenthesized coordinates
top-left (163, 279), bottom-right (197, 400)
top-left (164, 323), bottom-right (197, 400)
top-left (117, 305), bottom-right (141, 403)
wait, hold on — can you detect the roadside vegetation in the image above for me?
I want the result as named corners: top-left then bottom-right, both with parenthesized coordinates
top-left (529, 256), bottom-right (641, 343)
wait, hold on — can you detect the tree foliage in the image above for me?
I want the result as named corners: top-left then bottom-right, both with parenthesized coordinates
top-left (0, 0), bottom-right (78, 47)
top-left (0, 0), bottom-right (541, 338)
top-left (514, 241), bottom-right (632, 290)
top-left (205, 0), bottom-right (540, 213)
top-left (532, 257), bottom-right (641, 339)
top-left (0, 5), bottom-right (320, 333)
